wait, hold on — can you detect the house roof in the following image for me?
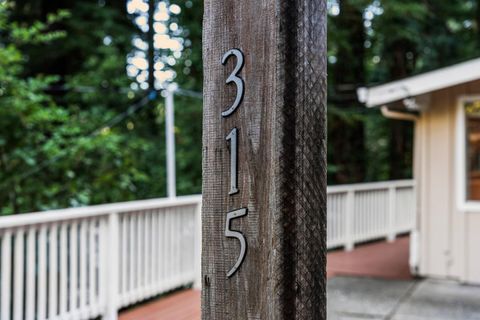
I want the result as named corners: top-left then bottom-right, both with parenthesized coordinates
top-left (357, 58), bottom-right (480, 108)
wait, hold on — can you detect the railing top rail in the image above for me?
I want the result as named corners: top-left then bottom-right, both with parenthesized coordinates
top-left (327, 179), bottom-right (415, 194)
top-left (0, 195), bottom-right (202, 229)
top-left (0, 179), bottom-right (415, 230)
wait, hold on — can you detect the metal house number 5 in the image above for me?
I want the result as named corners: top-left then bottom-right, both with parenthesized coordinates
top-left (225, 208), bottom-right (248, 278)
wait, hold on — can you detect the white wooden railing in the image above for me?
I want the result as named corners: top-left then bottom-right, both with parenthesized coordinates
top-left (327, 180), bottom-right (416, 250)
top-left (0, 195), bottom-right (201, 320)
top-left (0, 180), bottom-right (415, 320)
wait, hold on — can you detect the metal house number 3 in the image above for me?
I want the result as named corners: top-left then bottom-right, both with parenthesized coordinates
top-left (222, 48), bottom-right (248, 278)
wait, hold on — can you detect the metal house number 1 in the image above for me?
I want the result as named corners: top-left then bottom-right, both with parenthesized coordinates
top-left (222, 48), bottom-right (248, 278)
top-left (226, 127), bottom-right (238, 195)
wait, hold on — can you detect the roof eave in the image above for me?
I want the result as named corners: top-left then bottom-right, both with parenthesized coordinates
top-left (357, 58), bottom-right (480, 108)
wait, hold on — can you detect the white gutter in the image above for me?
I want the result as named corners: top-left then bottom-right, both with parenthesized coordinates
top-left (380, 106), bottom-right (419, 122)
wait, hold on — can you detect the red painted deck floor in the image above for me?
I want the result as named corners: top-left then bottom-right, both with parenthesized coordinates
top-left (119, 289), bottom-right (200, 320)
top-left (327, 235), bottom-right (412, 280)
top-left (119, 236), bottom-right (411, 320)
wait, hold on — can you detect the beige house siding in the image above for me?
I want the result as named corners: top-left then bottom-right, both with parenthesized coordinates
top-left (416, 80), bottom-right (480, 284)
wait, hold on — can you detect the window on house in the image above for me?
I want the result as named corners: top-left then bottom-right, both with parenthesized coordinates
top-left (465, 101), bottom-right (480, 200)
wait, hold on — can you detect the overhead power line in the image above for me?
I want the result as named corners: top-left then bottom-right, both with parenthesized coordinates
top-left (0, 85), bottom-right (203, 192)
top-left (46, 84), bottom-right (203, 99)
top-left (175, 87), bottom-right (202, 99)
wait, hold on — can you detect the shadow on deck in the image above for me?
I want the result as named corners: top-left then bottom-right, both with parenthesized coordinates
top-left (120, 236), bottom-right (410, 320)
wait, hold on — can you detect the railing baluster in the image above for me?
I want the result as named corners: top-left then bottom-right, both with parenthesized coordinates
top-left (136, 213), bottom-right (142, 301)
top-left (192, 206), bottom-right (197, 281)
top-left (106, 212), bottom-right (119, 320)
top-left (150, 211), bottom-right (156, 291)
top-left (327, 195), bottom-right (332, 245)
top-left (121, 214), bottom-right (128, 305)
top-left (185, 208), bottom-right (189, 278)
top-left (59, 222), bottom-right (68, 317)
top-left (150, 211), bottom-right (157, 294)
top-left (370, 191), bottom-right (374, 237)
top-left (175, 208), bottom-right (179, 281)
top-left (162, 210), bottom-right (166, 288)
top-left (13, 228), bottom-right (25, 320)
top-left (1, 230), bottom-right (12, 320)
top-left (147, 211), bottom-right (153, 295)
top-left (48, 223), bottom-right (58, 319)
top-left (70, 221), bottom-right (78, 316)
top-left (174, 209), bottom-right (179, 284)
top-left (388, 186), bottom-right (396, 242)
top-left (25, 227), bottom-right (36, 320)
top-left (345, 191), bottom-right (354, 251)
top-left (184, 207), bottom-right (188, 277)
top-left (99, 218), bottom-right (107, 315)
top-left (37, 225), bottom-right (47, 320)
top-left (182, 208), bottom-right (186, 280)
top-left (79, 219), bottom-right (87, 317)
top-left (25, 230), bottom-right (35, 318)
top-left (368, 191), bottom-right (372, 237)
top-left (157, 210), bottom-right (164, 292)
top-left (173, 209), bottom-right (177, 283)
top-left (143, 211), bottom-right (149, 296)
top-left (178, 208), bottom-right (183, 280)
top-left (338, 195), bottom-right (342, 242)
top-left (172, 209), bottom-right (177, 284)
top-left (365, 192), bottom-right (370, 238)
top-left (129, 214), bottom-right (135, 304)
top-left (88, 219), bottom-right (96, 317)
top-left (166, 209), bottom-right (172, 286)
top-left (186, 208), bottom-right (190, 278)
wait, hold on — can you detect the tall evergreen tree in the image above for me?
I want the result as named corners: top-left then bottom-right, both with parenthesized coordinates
top-left (328, 0), bottom-right (368, 184)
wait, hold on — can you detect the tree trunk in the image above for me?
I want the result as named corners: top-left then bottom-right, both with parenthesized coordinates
top-left (387, 43), bottom-right (415, 180)
top-left (329, 0), bottom-right (366, 183)
top-left (148, 0), bottom-right (155, 91)
top-left (202, 1), bottom-right (327, 319)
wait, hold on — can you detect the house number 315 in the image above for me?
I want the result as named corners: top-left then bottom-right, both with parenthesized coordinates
top-left (222, 48), bottom-right (248, 278)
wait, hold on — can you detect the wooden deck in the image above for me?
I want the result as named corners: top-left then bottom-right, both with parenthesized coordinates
top-left (327, 235), bottom-right (412, 280)
top-left (119, 236), bottom-right (411, 319)
top-left (119, 289), bottom-right (200, 320)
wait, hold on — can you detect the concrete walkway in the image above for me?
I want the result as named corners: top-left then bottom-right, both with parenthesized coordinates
top-left (328, 277), bottom-right (480, 320)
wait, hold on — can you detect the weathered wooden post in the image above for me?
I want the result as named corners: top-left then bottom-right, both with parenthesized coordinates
top-left (202, 1), bottom-right (327, 319)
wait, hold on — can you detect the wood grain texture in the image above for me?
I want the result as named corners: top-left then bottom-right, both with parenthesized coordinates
top-left (202, 1), bottom-right (327, 319)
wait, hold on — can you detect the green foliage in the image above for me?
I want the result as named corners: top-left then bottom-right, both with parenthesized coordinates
top-left (0, 2), bottom-right (70, 213)
top-left (171, 0), bottom-right (203, 91)
top-left (327, 0), bottom-right (480, 184)
top-left (5, 0), bottom-right (480, 213)
top-left (0, 0), bottom-right (205, 214)
top-left (0, 1), bottom-right (156, 213)
top-left (169, 0), bottom-right (203, 195)
top-left (174, 95), bottom-right (202, 195)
